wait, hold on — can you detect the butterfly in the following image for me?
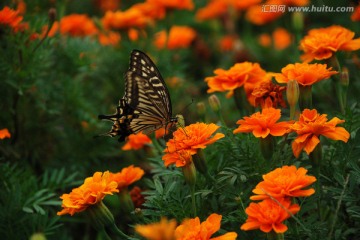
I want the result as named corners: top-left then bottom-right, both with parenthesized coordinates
top-left (98, 50), bottom-right (177, 142)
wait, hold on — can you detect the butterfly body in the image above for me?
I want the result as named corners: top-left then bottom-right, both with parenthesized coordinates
top-left (99, 50), bottom-right (176, 142)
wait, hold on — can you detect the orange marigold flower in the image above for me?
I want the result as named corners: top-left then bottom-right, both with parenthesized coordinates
top-left (195, 0), bottom-right (228, 21)
top-left (246, 2), bottom-right (283, 25)
top-left (147, 0), bottom-right (194, 10)
top-left (282, 0), bottom-right (309, 6)
top-left (241, 198), bottom-right (300, 233)
top-left (164, 123), bottom-right (225, 155)
top-left (95, 0), bottom-right (120, 12)
top-left (132, 1), bottom-right (166, 20)
top-left (59, 14), bottom-right (98, 37)
top-left (101, 8), bottom-right (151, 30)
top-left (205, 62), bottom-right (269, 98)
top-left (258, 33), bottom-right (271, 47)
top-left (122, 132), bottom-right (152, 151)
top-left (274, 62), bottom-right (338, 86)
top-left (0, 128), bottom-right (11, 139)
top-left (163, 149), bottom-right (193, 167)
top-left (135, 217), bottom-right (177, 240)
top-left (109, 165), bottom-right (145, 191)
top-left (175, 213), bottom-right (237, 240)
top-left (299, 25), bottom-right (360, 62)
top-left (273, 27), bottom-right (292, 50)
top-left (351, 4), bottom-right (360, 22)
top-left (0, 6), bottom-right (23, 29)
top-left (251, 165), bottom-right (316, 200)
top-left (98, 30), bottom-right (121, 46)
top-left (219, 35), bottom-right (237, 52)
top-left (57, 171), bottom-right (118, 216)
top-left (130, 186), bottom-right (145, 208)
top-left (153, 30), bottom-right (167, 49)
top-left (154, 26), bottom-right (196, 50)
top-left (229, 0), bottom-right (261, 10)
top-left (252, 81), bottom-right (286, 109)
top-left (233, 108), bottom-right (290, 138)
top-left (290, 109), bottom-right (350, 158)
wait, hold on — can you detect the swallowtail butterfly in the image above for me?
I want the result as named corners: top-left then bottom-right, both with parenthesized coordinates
top-left (99, 50), bottom-right (177, 142)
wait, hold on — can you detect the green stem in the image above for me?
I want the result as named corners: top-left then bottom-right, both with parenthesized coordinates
top-left (289, 104), bottom-right (296, 120)
top-left (299, 85), bottom-right (312, 110)
top-left (191, 184), bottom-right (197, 217)
top-left (106, 223), bottom-right (132, 239)
top-left (309, 143), bottom-right (322, 220)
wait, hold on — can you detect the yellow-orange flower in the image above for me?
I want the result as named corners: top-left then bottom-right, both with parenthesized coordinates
top-left (59, 14), bottom-right (98, 37)
top-left (273, 27), bottom-right (292, 50)
top-left (241, 198), bottom-right (300, 233)
top-left (274, 63), bottom-right (338, 86)
top-left (251, 81), bottom-right (286, 109)
top-left (251, 165), bottom-right (316, 200)
top-left (195, 0), bottom-right (228, 21)
top-left (290, 109), bottom-right (350, 158)
top-left (154, 26), bottom-right (196, 50)
top-left (205, 62), bottom-right (269, 98)
top-left (299, 25), bottom-right (360, 62)
top-left (0, 6), bottom-right (23, 30)
top-left (233, 108), bottom-right (290, 138)
top-left (57, 171), bottom-right (118, 216)
top-left (0, 128), bottom-right (11, 139)
top-left (351, 4), bottom-right (360, 21)
top-left (147, 0), bottom-right (194, 10)
top-left (135, 217), bottom-right (177, 240)
top-left (109, 165), bottom-right (145, 191)
top-left (98, 30), bottom-right (121, 46)
top-left (175, 213), bottom-right (237, 240)
top-left (122, 132), bottom-right (152, 150)
top-left (101, 8), bottom-right (151, 30)
top-left (164, 123), bottom-right (225, 155)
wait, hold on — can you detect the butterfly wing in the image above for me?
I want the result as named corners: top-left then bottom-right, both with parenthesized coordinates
top-left (124, 50), bottom-right (173, 134)
top-left (98, 98), bottom-right (139, 142)
top-left (99, 50), bottom-right (174, 141)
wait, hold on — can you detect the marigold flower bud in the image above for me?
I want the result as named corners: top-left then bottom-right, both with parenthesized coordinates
top-left (287, 80), bottom-right (300, 119)
top-left (286, 80), bottom-right (299, 107)
top-left (197, 102), bottom-right (206, 115)
top-left (292, 12), bottom-right (303, 32)
top-left (176, 114), bottom-right (185, 129)
top-left (208, 94), bottom-right (221, 112)
top-left (30, 233), bottom-right (46, 240)
top-left (182, 160), bottom-right (196, 187)
top-left (340, 67), bottom-right (349, 87)
top-left (197, 102), bottom-right (206, 121)
top-left (48, 8), bottom-right (56, 23)
top-left (192, 149), bottom-right (208, 175)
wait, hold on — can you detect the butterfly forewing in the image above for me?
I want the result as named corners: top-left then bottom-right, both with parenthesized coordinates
top-left (126, 50), bottom-right (172, 116)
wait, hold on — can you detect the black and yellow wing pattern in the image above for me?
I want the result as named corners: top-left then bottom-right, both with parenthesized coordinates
top-left (99, 50), bottom-right (176, 142)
